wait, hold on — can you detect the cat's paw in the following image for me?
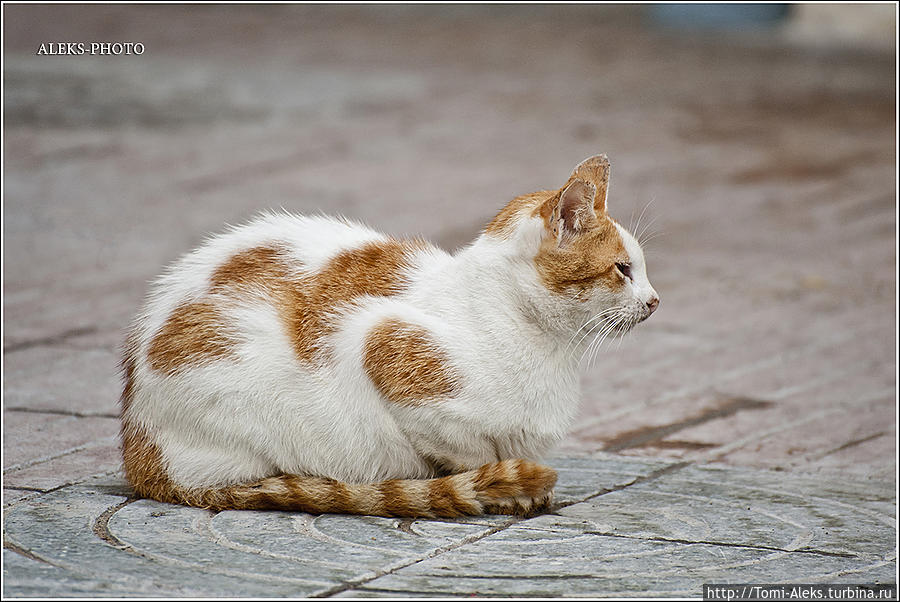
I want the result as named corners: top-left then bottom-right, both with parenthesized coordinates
top-left (482, 491), bottom-right (554, 517)
top-left (470, 459), bottom-right (557, 516)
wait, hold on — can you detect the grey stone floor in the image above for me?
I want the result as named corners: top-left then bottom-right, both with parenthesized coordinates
top-left (4, 456), bottom-right (895, 597)
top-left (3, 5), bottom-right (896, 598)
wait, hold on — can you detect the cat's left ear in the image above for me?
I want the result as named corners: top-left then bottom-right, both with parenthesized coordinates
top-left (569, 154), bottom-right (610, 215)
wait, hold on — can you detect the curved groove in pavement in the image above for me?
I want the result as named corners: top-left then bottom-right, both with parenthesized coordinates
top-left (91, 499), bottom-right (333, 586)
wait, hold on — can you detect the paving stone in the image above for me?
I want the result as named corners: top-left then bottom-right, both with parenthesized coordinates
top-left (2, 441), bottom-right (121, 492)
top-left (3, 412), bottom-right (67, 468)
top-left (3, 412), bottom-right (119, 470)
top-left (3, 345), bottom-right (123, 415)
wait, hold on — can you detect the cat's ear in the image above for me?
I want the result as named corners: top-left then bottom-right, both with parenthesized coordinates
top-left (549, 179), bottom-right (597, 242)
top-left (569, 154), bottom-right (610, 215)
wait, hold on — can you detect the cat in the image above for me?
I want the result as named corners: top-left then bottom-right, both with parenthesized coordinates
top-left (119, 154), bottom-right (659, 518)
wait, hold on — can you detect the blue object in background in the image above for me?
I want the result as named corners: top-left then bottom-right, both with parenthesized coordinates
top-left (649, 3), bottom-right (791, 30)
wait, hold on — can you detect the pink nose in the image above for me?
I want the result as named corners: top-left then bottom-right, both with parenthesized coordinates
top-left (646, 297), bottom-right (659, 314)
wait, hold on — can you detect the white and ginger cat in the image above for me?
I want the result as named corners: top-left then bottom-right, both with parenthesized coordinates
top-left (120, 155), bottom-right (658, 518)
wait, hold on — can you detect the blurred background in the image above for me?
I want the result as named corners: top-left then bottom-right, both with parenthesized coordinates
top-left (3, 4), bottom-right (896, 496)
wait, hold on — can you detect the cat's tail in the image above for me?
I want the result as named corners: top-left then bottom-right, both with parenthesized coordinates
top-left (172, 459), bottom-right (557, 518)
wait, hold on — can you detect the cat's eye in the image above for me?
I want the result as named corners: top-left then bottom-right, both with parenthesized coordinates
top-left (615, 262), bottom-right (632, 280)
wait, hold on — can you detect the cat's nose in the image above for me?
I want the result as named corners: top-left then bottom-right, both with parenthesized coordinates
top-left (646, 296), bottom-right (659, 315)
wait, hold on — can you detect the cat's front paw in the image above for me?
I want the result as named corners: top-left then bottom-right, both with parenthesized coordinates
top-left (482, 490), bottom-right (554, 517)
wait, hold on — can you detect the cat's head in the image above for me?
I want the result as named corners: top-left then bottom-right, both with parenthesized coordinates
top-left (484, 155), bottom-right (658, 339)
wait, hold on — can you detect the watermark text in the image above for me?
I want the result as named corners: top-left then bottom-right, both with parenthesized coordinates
top-left (704, 584), bottom-right (896, 601)
top-left (36, 42), bottom-right (144, 56)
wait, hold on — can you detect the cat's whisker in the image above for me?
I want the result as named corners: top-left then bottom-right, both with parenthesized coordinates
top-left (566, 307), bottom-right (622, 357)
top-left (636, 214), bottom-right (660, 246)
top-left (581, 324), bottom-right (612, 366)
top-left (588, 328), bottom-right (610, 367)
top-left (597, 317), bottom-right (625, 359)
top-left (614, 316), bottom-right (634, 353)
top-left (580, 317), bottom-right (618, 364)
top-left (570, 326), bottom-right (600, 359)
top-left (571, 307), bottom-right (620, 337)
top-left (578, 333), bottom-right (594, 364)
top-left (573, 324), bottom-right (606, 362)
top-left (575, 306), bottom-right (624, 348)
top-left (596, 313), bottom-right (635, 365)
top-left (566, 315), bottom-right (601, 356)
top-left (585, 330), bottom-right (601, 366)
top-left (585, 317), bottom-right (620, 366)
top-left (579, 332), bottom-right (599, 365)
top-left (631, 198), bottom-right (655, 242)
top-left (638, 229), bottom-right (664, 247)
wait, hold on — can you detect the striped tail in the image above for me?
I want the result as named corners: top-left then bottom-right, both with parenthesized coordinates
top-left (170, 459), bottom-right (557, 518)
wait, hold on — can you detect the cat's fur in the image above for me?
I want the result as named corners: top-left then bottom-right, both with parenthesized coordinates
top-left (120, 155), bottom-right (658, 517)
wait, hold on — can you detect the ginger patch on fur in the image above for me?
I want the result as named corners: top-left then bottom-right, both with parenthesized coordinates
top-left (147, 301), bottom-right (237, 375)
top-left (485, 190), bottom-right (554, 239)
top-left (286, 239), bottom-right (428, 362)
top-left (209, 245), bottom-right (292, 295)
top-left (121, 420), bottom-right (181, 504)
top-left (535, 217), bottom-right (627, 296)
top-left (364, 317), bottom-right (459, 405)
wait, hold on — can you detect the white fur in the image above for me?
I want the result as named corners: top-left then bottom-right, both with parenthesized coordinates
top-left (125, 208), bottom-right (655, 488)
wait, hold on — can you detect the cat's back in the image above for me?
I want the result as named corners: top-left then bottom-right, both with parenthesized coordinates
top-left (146, 212), bottom-right (384, 304)
top-left (129, 211), bottom-right (450, 378)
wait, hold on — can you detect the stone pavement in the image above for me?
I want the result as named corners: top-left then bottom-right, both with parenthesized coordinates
top-left (2, 5), bottom-right (896, 597)
top-left (4, 456), bottom-right (895, 597)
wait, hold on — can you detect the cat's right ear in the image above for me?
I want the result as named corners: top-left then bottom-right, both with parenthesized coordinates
top-left (547, 179), bottom-right (597, 244)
